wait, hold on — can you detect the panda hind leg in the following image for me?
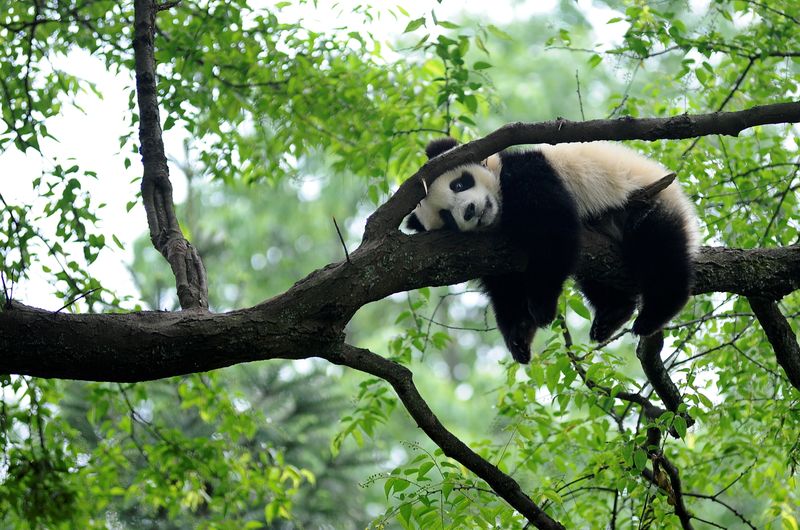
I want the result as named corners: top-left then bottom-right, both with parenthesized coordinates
top-left (623, 204), bottom-right (693, 337)
top-left (481, 274), bottom-right (537, 364)
top-left (578, 279), bottom-right (637, 343)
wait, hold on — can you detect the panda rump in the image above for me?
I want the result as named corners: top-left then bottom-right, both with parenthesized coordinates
top-left (406, 138), bottom-right (698, 364)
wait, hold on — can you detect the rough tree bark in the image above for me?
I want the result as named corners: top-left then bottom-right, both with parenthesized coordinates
top-left (134, 0), bottom-right (207, 310)
top-left (2, 2), bottom-right (800, 528)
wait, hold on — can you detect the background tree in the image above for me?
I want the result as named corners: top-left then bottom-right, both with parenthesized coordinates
top-left (1, 1), bottom-right (799, 529)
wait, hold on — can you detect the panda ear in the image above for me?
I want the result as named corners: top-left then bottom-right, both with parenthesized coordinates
top-left (425, 137), bottom-right (459, 160)
top-left (406, 213), bottom-right (427, 233)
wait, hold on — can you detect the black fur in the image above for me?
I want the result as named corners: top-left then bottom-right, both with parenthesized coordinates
top-left (406, 212), bottom-right (426, 233)
top-left (621, 201), bottom-right (693, 337)
top-left (438, 209), bottom-right (459, 230)
top-left (425, 137), bottom-right (459, 159)
top-left (579, 201), bottom-right (693, 341)
top-left (481, 150), bottom-right (581, 363)
top-left (409, 138), bottom-right (694, 363)
top-left (450, 171), bottom-right (475, 192)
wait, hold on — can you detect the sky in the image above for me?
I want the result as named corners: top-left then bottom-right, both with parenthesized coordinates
top-left (1, 0), bottom-right (630, 310)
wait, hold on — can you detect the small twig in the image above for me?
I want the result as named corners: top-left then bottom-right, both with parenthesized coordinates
top-left (53, 288), bottom-right (101, 313)
top-left (157, 0), bottom-right (181, 11)
top-left (1, 272), bottom-right (11, 309)
top-left (332, 216), bottom-right (350, 264)
top-left (760, 166), bottom-right (799, 245)
top-left (610, 489), bottom-right (619, 530)
top-left (607, 61), bottom-right (641, 119)
top-left (561, 320), bottom-right (682, 435)
top-left (657, 454), bottom-right (694, 529)
top-left (575, 70), bottom-right (586, 121)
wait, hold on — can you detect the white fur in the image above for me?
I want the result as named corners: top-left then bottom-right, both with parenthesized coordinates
top-left (537, 142), bottom-right (699, 251)
top-left (413, 163), bottom-right (501, 231)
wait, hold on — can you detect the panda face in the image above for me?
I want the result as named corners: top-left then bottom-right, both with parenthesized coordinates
top-left (411, 161), bottom-right (501, 232)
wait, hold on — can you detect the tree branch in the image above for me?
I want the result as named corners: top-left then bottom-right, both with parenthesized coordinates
top-left (364, 100), bottom-right (800, 240)
top-left (133, 0), bottom-right (207, 309)
top-left (325, 345), bottom-right (565, 530)
top-left (748, 297), bottom-right (800, 392)
top-left (635, 333), bottom-right (686, 415)
top-left (1, 238), bottom-right (797, 381)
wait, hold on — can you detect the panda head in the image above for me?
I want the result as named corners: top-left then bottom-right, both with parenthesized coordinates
top-left (407, 138), bottom-right (501, 233)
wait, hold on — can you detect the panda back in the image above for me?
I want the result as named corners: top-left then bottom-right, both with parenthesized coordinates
top-left (539, 142), bottom-right (699, 250)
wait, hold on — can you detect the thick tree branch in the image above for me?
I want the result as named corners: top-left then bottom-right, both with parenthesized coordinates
top-left (1, 239), bottom-right (797, 381)
top-left (748, 297), bottom-right (800, 391)
top-left (364, 100), bottom-right (800, 240)
top-left (0, 232), bottom-right (521, 380)
top-left (325, 345), bottom-right (565, 530)
top-left (133, 0), bottom-right (207, 309)
top-left (635, 333), bottom-right (685, 414)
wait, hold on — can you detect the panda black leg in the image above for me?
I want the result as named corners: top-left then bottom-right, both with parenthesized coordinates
top-left (481, 274), bottom-right (537, 364)
top-left (521, 228), bottom-right (581, 328)
top-left (526, 282), bottom-right (563, 327)
top-left (578, 278), bottom-right (637, 342)
top-left (623, 203), bottom-right (693, 337)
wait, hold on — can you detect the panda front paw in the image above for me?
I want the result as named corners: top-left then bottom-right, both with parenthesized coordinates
top-left (502, 324), bottom-right (535, 364)
top-left (506, 339), bottom-right (532, 364)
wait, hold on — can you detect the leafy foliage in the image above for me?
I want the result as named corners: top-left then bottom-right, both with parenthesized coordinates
top-left (2, 0), bottom-right (800, 529)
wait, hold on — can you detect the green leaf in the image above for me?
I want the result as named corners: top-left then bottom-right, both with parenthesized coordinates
top-left (384, 477), bottom-right (395, 499)
top-left (543, 489), bottom-right (562, 504)
top-left (436, 20), bottom-right (459, 29)
top-left (487, 24), bottom-right (512, 41)
top-left (393, 479), bottom-right (411, 493)
top-left (546, 363), bottom-right (561, 392)
top-left (416, 461), bottom-right (435, 480)
top-left (112, 234), bottom-right (125, 250)
top-left (568, 296), bottom-right (591, 319)
top-left (441, 481), bottom-right (453, 500)
top-left (673, 415), bottom-right (687, 439)
top-left (399, 501), bottom-right (412, 523)
top-left (403, 18), bottom-right (426, 33)
top-left (633, 449), bottom-right (648, 471)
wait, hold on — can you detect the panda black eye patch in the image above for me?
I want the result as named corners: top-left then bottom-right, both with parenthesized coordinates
top-left (450, 171), bottom-right (475, 193)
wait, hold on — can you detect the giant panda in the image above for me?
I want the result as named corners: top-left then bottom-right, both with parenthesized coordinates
top-left (406, 137), bottom-right (699, 364)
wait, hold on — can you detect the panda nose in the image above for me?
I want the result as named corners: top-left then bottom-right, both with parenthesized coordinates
top-left (463, 203), bottom-right (476, 221)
